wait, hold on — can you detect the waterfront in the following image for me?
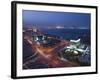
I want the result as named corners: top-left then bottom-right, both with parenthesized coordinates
top-left (23, 28), bottom-right (90, 69)
top-left (22, 10), bottom-right (91, 69)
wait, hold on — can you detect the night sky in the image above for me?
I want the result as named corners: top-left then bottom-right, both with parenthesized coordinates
top-left (23, 10), bottom-right (90, 29)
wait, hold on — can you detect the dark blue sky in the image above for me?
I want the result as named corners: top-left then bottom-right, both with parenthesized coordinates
top-left (23, 10), bottom-right (90, 29)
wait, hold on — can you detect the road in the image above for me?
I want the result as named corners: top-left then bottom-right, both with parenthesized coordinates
top-left (23, 34), bottom-right (79, 69)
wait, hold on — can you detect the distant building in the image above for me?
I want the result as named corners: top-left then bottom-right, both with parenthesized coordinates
top-left (33, 34), bottom-right (47, 45)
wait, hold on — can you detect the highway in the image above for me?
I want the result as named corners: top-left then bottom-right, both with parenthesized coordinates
top-left (23, 33), bottom-right (79, 69)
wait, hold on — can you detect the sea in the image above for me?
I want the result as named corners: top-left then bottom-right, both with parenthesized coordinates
top-left (41, 29), bottom-right (90, 44)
